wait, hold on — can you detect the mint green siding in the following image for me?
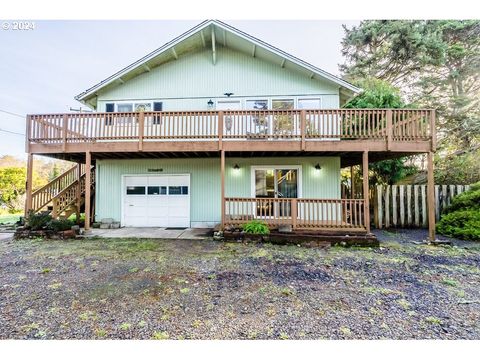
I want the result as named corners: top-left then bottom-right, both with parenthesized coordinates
top-left (95, 157), bottom-right (340, 227)
top-left (96, 47), bottom-right (340, 112)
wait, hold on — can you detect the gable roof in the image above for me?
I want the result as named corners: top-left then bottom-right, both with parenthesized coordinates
top-left (75, 20), bottom-right (361, 108)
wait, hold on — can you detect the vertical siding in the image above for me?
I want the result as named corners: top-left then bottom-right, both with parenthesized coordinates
top-left (95, 158), bottom-right (220, 225)
top-left (225, 157), bottom-right (340, 198)
top-left (96, 47), bottom-right (339, 111)
top-left (95, 156), bottom-right (340, 226)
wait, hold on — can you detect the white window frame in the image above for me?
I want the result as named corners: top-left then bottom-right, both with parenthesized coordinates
top-left (114, 100), bottom-right (154, 112)
top-left (250, 165), bottom-right (303, 199)
top-left (297, 97), bottom-right (323, 110)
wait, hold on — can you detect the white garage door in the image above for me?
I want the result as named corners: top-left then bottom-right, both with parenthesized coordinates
top-left (123, 175), bottom-right (190, 227)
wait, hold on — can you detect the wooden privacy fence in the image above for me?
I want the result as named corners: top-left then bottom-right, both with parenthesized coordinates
top-left (373, 184), bottom-right (471, 229)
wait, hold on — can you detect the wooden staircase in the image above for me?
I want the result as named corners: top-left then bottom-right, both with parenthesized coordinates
top-left (30, 164), bottom-right (95, 220)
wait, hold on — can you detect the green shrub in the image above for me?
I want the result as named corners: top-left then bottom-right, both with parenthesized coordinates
top-left (437, 181), bottom-right (480, 241)
top-left (443, 183), bottom-right (480, 214)
top-left (25, 211), bottom-right (52, 230)
top-left (47, 218), bottom-right (74, 232)
top-left (242, 220), bottom-right (270, 235)
top-left (436, 210), bottom-right (480, 241)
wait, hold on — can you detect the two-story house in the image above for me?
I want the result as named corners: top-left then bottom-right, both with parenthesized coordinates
top-left (24, 20), bottom-right (437, 241)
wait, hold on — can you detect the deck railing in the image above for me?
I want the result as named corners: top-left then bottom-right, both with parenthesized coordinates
top-left (27, 109), bottom-right (435, 145)
top-left (51, 167), bottom-right (95, 217)
top-left (224, 197), bottom-right (365, 230)
top-left (31, 164), bottom-right (85, 212)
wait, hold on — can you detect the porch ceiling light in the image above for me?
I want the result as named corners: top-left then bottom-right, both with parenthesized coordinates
top-left (315, 163), bottom-right (321, 171)
top-left (207, 99), bottom-right (214, 109)
top-left (233, 164), bottom-right (240, 170)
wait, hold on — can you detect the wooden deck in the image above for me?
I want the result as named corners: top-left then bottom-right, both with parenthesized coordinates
top-left (26, 109), bottom-right (436, 157)
top-left (24, 108), bottom-right (437, 240)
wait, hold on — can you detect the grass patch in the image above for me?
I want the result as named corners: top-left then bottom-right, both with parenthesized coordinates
top-left (119, 322), bottom-right (132, 331)
top-left (441, 278), bottom-right (458, 287)
top-left (425, 316), bottom-right (442, 325)
top-left (396, 298), bottom-right (411, 310)
top-left (94, 328), bottom-right (107, 338)
top-left (0, 213), bottom-right (21, 224)
top-left (152, 331), bottom-right (169, 340)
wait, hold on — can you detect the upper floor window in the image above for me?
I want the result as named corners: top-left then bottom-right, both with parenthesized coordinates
top-left (298, 98), bottom-right (322, 110)
top-left (105, 101), bottom-right (162, 113)
top-left (246, 100), bottom-right (268, 110)
top-left (117, 103), bottom-right (133, 112)
top-left (272, 99), bottom-right (294, 110)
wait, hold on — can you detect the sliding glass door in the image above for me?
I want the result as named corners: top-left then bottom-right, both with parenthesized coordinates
top-left (254, 167), bottom-right (299, 218)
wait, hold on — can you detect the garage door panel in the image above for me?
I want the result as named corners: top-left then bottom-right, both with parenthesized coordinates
top-left (124, 175), bottom-right (190, 228)
top-left (125, 177), bottom-right (148, 186)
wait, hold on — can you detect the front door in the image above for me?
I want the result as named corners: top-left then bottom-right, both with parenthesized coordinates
top-left (254, 167), bottom-right (299, 217)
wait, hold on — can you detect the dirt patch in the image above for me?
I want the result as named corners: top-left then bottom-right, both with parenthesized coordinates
top-left (0, 231), bottom-right (479, 339)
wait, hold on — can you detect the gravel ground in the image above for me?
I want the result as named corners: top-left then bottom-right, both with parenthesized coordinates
top-left (1, 230), bottom-right (479, 340)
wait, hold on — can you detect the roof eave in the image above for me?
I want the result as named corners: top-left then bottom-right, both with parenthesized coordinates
top-left (75, 19), bottom-right (361, 103)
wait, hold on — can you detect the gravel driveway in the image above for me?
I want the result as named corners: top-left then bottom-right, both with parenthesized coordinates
top-left (1, 230), bottom-right (479, 339)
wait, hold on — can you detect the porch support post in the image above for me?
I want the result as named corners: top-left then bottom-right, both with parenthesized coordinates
top-left (85, 151), bottom-right (92, 231)
top-left (362, 151), bottom-right (370, 233)
top-left (220, 150), bottom-right (225, 229)
top-left (25, 153), bottom-right (34, 217)
top-left (76, 163), bottom-right (82, 224)
top-left (350, 165), bottom-right (355, 199)
top-left (427, 151), bottom-right (436, 242)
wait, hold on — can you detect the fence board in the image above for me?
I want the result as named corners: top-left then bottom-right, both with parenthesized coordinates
top-left (373, 184), bottom-right (471, 229)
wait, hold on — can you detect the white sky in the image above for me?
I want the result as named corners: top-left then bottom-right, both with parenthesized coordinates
top-left (0, 20), bottom-right (359, 158)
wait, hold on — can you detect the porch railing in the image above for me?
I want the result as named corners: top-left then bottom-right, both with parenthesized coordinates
top-left (224, 197), bottom-right (365, 230)
top-left (27, 109), bottom-right (435, 145)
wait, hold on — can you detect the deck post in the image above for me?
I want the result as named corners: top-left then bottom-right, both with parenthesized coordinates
top-left (300, 109), bottom-right (306, 151)
top-left (362, 151), bottom-right (370, 233)
top-left (350, 166), bottom-right (355, 199)
top-left (427, 151), bottom-right (436, 242)
top-left (220, 150), bottom-right (225, 230)
top-left (76, 163), bottom-right (82, 224)
top-left (430, 110), bottom-right (436, 152)
top-left (386, 109), bottom-right (393, 151)
top-left (218, 111), bottom-right (224, 150)
top-left (62, 114), bottom-right (68, 152)
top-left (291, 198), bottom-right (297, 229)
top-left (138, 112), bottom-right (145, 151)
top-left (24, 153), bottom-right (34, 217)
top-left (85, 151), bottom-right (92, 231)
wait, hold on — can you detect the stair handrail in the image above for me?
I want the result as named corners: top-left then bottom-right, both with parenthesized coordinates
top-left (30, 164), bottom-right (86, 212)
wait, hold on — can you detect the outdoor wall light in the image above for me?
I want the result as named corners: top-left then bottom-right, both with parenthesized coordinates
top-left (207, 99), bottom-right (214, 109)
top-left (314, 163), bottom-right (322, 171)
top-left (233, 164), bottom-right (240, 170)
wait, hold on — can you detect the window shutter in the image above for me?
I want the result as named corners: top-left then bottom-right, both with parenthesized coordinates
top-left (106, 103), bottom-right (115, 112)
top-left (153, 102), bottom-right (163, 111)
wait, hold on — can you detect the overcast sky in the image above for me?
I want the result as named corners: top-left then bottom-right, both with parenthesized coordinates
top-left (0, 20), bottom-right (359, 158)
